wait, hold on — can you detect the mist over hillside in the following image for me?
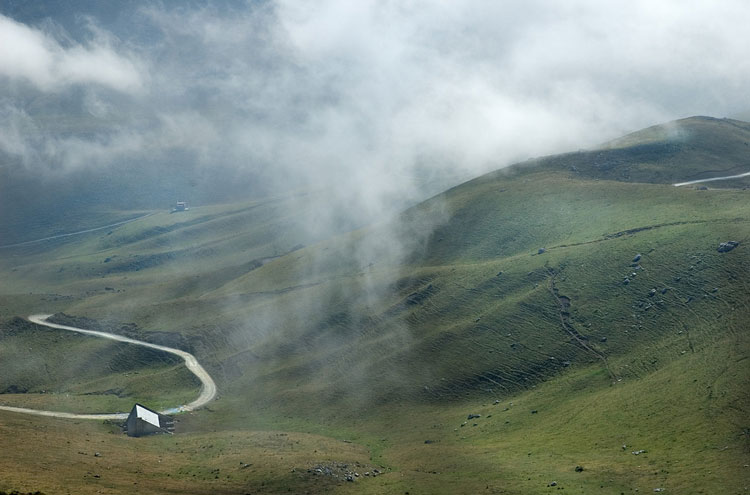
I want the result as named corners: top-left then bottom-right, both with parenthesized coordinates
top-left (2, 1), bottom-right (750, 245)
top-left (1, 113), bottom-right (748, 494)
top-left (1, 2), bottom-right (749, 494)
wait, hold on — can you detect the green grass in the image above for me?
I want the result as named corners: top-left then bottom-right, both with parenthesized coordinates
top-left (0, 116), bottom-right (748, 493)
top-left (0, 318), bottom-right (200, 413)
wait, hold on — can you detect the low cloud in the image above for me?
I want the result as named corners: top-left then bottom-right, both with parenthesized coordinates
top-left (2, 0), bottom-right (749, 410)
top-left (1, 1), bottom-right (749, 219)
top-left (0, 14), bottom-right (143, 93)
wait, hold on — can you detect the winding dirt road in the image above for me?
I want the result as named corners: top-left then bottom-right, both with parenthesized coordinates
top-left (0, 213), bottom-right (154, 250)
top-left (0, 314), bottom-right (217, 420)
top-left (673, 171), bottom-right (750, 187)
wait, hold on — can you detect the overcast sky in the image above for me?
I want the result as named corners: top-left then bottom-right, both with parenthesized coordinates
top-left (1, 0), bottom-right (749, 220)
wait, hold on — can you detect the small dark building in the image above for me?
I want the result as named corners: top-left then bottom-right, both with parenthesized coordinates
top-left (125, 403), bottom-right (174, 437)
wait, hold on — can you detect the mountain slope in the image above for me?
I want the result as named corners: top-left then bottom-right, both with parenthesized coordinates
top-left (531, 116), bottom-right (750, 184)
top-left (1, 116), bottom-right (748, 494)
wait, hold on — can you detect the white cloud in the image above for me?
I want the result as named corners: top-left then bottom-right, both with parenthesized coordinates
top-left (2, 1), bottom-right (750, 207)
top-left (0, 14), bottom-right (143, 93)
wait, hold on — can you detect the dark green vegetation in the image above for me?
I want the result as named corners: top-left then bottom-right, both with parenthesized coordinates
top-left (0, 116), bottom-right (748, 493)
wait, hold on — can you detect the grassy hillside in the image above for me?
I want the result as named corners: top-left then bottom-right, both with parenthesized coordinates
top-left (0, 317), bottom-right (200, 413)
top-left (0, 116), bottom-right (748, 494)
top-left (534, 116), bottom-right (750, 184)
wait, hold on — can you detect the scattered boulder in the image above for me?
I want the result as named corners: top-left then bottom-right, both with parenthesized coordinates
top-left (717, 241), bottom-right (739, 253)
top-left (632, 449), bottom-right (647, 455)
top-left (538, 248), bottom-right (546, 255)
top-left (600, 336), bottom-right (607, 343)
top-left (623, 278), bottom-right (630, 285)
top-left (308, 462), bottom-right (371, 482)
top-left (697, 185), bottom-right (708, 190)
top-left (531, 410), bottom-right (538, 414)
top-left (467, 414), bottom-right (481, 420)
top-left (648, 289), bottom-right (656, 297)
top-left (633, 253), bottom-right (642, 262)
top-left (548, 481), bottom-right (558, 487)
top-left (575, 465), bottom-right (584, 472)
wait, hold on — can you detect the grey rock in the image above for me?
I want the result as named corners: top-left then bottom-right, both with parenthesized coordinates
top-left (538, 248), bottom-right (546, 254)
top-left (633, 253), bottom-right (642, 262)
top-left (718, 241), bottom-right (739, 253)
top-left (467, 414), bottom-right (481, 420)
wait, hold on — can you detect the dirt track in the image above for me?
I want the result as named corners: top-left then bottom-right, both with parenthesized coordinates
top-left (0, 213), bottom-right (153, 249)
top-left (0, 314), bottom-right (217, 420)
top-left (673, 171), bottom-right (750, 186)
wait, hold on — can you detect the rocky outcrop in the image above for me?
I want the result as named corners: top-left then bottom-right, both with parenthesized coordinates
top-left (717, 241), bottom-right (739, 253)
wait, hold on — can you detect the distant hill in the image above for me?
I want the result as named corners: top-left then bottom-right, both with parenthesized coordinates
top-left (521, 116), bottom-right (750, 184)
